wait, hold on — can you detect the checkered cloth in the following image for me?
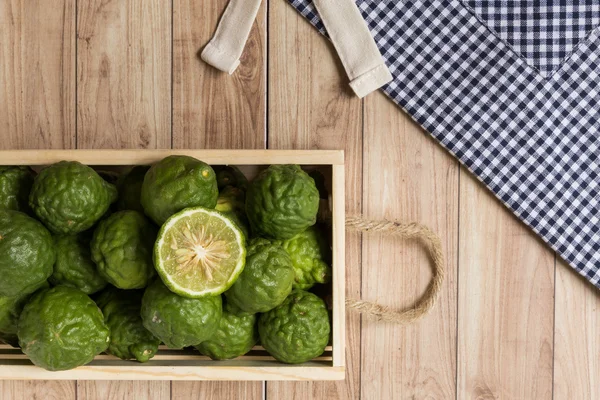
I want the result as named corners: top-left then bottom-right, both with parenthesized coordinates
top-left (289, 0), bottom-right (600, 288)
top-left (464, 1), bottom-right (600, 77)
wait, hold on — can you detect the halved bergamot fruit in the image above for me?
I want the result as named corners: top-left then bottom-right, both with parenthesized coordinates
top-left (154, 207), bottom-right (246, 298)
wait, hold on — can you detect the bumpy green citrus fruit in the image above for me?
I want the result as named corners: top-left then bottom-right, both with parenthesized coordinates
top-left (0, 166), bottom-right (35, 212)
top-left (246, 165), bottom-right (319, 239)
top-left (141, 279), bottom-right (222, 349)
top-left (154, 207), bottom-right (246, 298)
top-left (141, 156), bottom-right (218, 225)
top-left (195, 303), bottom-right (257, 360)
top-left (0, 282), bottom-right (49, 347)
top-left (0, 210), bottom-right (55, 297)
top-left (96, 288), bottom-right (160, 362)
top-left (279, 226), bottom-right (331, 290)
top-left (215, 186), bottom-right (249, 238)
top-left (50, 234), bottom-right (107, 295)
top-left (216, 186), bottom-right (245, 214)
top-left (91, 210), bottom-right (157, 289)
top-left (18, 286), bottom-right (110, 371)
top-left (29, 161), bottom-right (118, 234)
top-left (213, 165), bottom-right (248, 191)
top-left (258, 290), bottom-right (330, 364)
top-left (117, 166), bottom-right (150, 213)
top-left (225, 238), bottom-right (294, 314)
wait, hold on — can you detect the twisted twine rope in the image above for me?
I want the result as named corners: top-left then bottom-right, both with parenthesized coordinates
top-left (344, 216), bottom-right (445, 324)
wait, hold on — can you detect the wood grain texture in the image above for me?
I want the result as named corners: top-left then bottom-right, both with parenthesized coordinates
top-left (4, 0), bottom-right (600, 395)
top-left (77, 0), bottom-right (171, 149)
top-left (0, 0), bottom-right (75, 149)
top-left (0, 0), bottom-right (76, 397)
top-left (171, 0), bottom-right (266, 398)
top-left (553, 261), bottom-right (600, 400)
top-left (171, 382), bottom-right (263, 400)
top-left (77, 381), bottom-right (170, 400)
top-left (457, 174), bottom-right (555, 400)
top-left (0, 381), bottom-right (76, 400)
top-left (172, 0), bottom-right (266, 149)
top-left (267, 2), bottom-right (362, 399)
top-left (76, 0), bottom-right (171, 397)
top-left (360, 95), bottom-right (459, 400)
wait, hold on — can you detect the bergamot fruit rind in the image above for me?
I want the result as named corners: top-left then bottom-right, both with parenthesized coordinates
top-left (18, 286), bottom-right (110, 371)
top-left (245, 165), bottom-right (319, 239)
top-left (29, 161), bottom-right (117, 234)
top-left (0, 210), bottom-right (55, 297)
top-left (91, 210), bottom-right (157, 289)
top-left (279, 226), bottom-right (331, 290)
top-left (141, 279), bottom-right (222, 349)
top-left (0, 281), bottom-right (49, 347)
top-left (258, 290), bottom-right (330, 364)
top-left (96, 287), bottom-right (160, 362)
top-left (215, 186), bottom-right (249, 238)
top-left (0, 166), bottom-right (35, 213)
top-left (141, 156), bottom-right (218, 225)
top-left (195, 303), bottom-right (257, 360)
top-left (50, 234), bottom-right (107, 295)
top-left (224, 238), bottom-right (294, 314)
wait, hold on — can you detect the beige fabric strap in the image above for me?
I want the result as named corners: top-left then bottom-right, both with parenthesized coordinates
top-left (202, 0), bottom-right (392, 97)
top-left (201, 0), bottom-right (262, 74)
top-left (312, 0), bottom-right (392, 98)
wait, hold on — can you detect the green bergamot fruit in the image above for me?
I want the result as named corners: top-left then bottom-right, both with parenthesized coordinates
top-left (245, 165), bottom-right (319, 239)
top-left (96, 287), bottom-right (160, 362)
top-left (225, 238), bottom-right (294, 314)
top-left (141, 279), bottom-right (222, 349)
top-left (18, 286), bottom-right (110, 371)
top-left (141, 156), bottom-right (218, 225)
top-left (258, 290), bottom-right (330, 364)
top-left (29, 161), bottom-right (117, 234)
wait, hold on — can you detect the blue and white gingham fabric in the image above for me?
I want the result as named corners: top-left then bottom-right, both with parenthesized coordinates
top-left (464, 1), bottom-right (600, 77)
top-left (289, 0), bottom-right (600, 288)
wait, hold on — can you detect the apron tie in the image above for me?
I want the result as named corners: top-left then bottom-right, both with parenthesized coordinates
top-left (201, 0), bottom-right (393, 98)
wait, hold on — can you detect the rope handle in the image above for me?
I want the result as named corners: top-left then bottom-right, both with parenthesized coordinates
top-left (344, 216), bottom-right (445, 324)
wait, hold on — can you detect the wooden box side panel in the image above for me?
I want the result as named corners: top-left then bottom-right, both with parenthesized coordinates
top-left (0, 365), bottom-right (345, 381)
top-left (0, 149), bottom-right (344, 166)
top-left (331, 165), bottom-right (346, 367)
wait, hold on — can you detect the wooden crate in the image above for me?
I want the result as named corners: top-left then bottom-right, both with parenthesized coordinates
top-left (0, 150), bottom-right (345, 381)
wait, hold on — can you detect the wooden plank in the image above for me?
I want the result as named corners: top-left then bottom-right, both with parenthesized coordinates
top-left (77, 381), bottom-right (170, 400)
top-left (457, 173), bottom-right (555, 399)
top-left (172, 0), bottom-right (266, 149)
top-left (172, 382), bottom-right (262, 400)
top-left (172, 0), bottom-right (266, 397)
top-left (0, 0), bottom-right (75, 149)
top-left (0, 381), bottom-right (76, 400)
top-left (331, 164), bottom-right (346, 367)
top-left (267, 1), bottom-right (362, 398)
top-left (360, 95), bottom-right (459, 399)
top-left (553, 260), bottom-right (600, 399)
top-left (0, 0), bottom-right (76, 398)
top-left (76, 0), bottom-right (171, 397)
top-left (0, 365), bottom-right (344, 381)
top-left (0, 149), bottom-right (344, 166)
top-left (77, 0), bottom-right (171, 149)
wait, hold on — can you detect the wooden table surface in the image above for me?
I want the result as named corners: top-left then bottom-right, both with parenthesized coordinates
top-left (1, 0), bottom-right (599, 399)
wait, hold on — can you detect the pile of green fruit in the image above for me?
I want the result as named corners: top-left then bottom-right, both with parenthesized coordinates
top-left (0, 157), bottom-right (332, 371)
